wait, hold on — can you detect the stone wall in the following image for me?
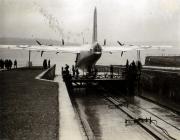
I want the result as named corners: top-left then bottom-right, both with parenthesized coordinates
top-left (145, 56), bottom-right (180, 67)
top-left (140, 69), bottom-right (180, 104)
top-left (41, 65), bottom-right (56, 80)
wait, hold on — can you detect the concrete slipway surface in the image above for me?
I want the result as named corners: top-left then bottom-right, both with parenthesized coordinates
top-left (1, 68), bottom-right (180, 140)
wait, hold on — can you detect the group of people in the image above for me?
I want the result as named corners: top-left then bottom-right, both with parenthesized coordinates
top-left (62, 64), bottom-right (80, 78)
top-left (125, 60), bottom-right (142, 96)
top-left (43, 59), bottom-right (51, 69)
top-left (71, 65), bottom-right (79, 78)
top-left (0, 59), bottom-right (17, 69)
top-left (125, 60), bottom-right (142, 79)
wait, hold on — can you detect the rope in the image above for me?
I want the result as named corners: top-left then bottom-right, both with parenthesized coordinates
top-left (151, 120), bottom-right (177, 140)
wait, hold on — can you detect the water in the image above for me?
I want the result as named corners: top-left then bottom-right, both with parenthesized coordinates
top-left (0, 46), bottom-right (180, 74)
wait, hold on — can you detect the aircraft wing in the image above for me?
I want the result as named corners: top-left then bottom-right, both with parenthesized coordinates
top-left (132, 45), bottom-right (173, 50)
top-left (117, 41), bottom-right (173, 50)
top-left (102, 44), bottom-right (173, 53)
top-left (0, 44), bottom-right (90, 53)
top-left (0, 44), bottom-right (173, 54)
top-left (102, 45), bottom-right (138, 53)
top-left (46, 45), bottom-right (90, 53)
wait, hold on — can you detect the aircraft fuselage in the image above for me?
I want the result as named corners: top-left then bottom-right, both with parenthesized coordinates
top-left (75, 7), bottom-right (101, 72)
top-left (76, 42), bottom-right (102, 71)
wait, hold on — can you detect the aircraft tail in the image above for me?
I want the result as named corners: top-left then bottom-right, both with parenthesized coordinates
top-left (92, 7), bottom-right (97, 43)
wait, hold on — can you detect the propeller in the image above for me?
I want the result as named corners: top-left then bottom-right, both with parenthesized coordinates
top-left (36, 40), bottom-right (42, 45)
top-left (62, 39), bottom-right (64, 46)
top-left (121, 51), bottom-right (126, 57)
top-left (103, 39), bottom-right (106, 46)
top-left (117, 41), bottom-right (124, 46)
top-left (41, 51), bottom-right (45, 57)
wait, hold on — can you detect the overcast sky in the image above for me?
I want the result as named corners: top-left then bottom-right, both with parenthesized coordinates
top-left (0, 0), bottom-right (180, 44)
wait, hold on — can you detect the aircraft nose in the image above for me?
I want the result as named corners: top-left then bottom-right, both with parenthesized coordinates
top-left (93, 43), bottom-right (102, 54)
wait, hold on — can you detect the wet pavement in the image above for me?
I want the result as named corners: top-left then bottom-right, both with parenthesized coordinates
top-left (113, 96), bottom-right (180, 140)
top-left (132, 96), bottom-right (180, 139)
top-left (134, 96), bottom-right (180, 128)
top-left (140, 92), bottom-right (180, 114)
top-left (73, 91), bottom-right (156, 140)
top-left (54, 76), bottom-right (85, 140)
top-left (56, 72), bottom-right (180, 140)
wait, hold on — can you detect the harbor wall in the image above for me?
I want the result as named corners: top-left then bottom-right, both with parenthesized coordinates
top-left (145, 56), bottom-right (180, 67)
top-left (139, 69), bottom-right (180, 111)
top-left (41, 65), bottom-right (56, 80)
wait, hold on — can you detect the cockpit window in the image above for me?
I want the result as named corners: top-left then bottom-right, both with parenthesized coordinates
top-left (93, 43), bottom-right (102, 52)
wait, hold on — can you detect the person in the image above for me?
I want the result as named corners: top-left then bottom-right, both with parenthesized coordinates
top-left (131, 61), bottom-right (136, 72)
top-left (2, 59), bottom-right (4, 69)
top-left (65, 64), bottom-right (69, 71)
top-left (72, 65), bottom-right (75, 77)
top-left (137, 61), bottom-right (142, 94)
top-left (110, 65), bottom-right (113, 78)
top-left (127, 61), bottom-right (138, 97)
top-left (0, 59), bottom-right (1, 68)
top-left (75, 68), bottom-right (79, 78)
top-left (125, 59), bottom-right (129, 79)
top-left (125, 59), bottom-right (129, 70)
top-left (137, 61), bottom-right (142, 73)
top-left (61, 67), bottom-right (65, 76)
top-left (43, 59), bottom-right (47, 69)
top-left (9, 59), bottom-right (12, 69)
top-left (0, 59), bottom-right (4, 69)
top-left (14, 59), bottom-right (17, 68)
top-left (65, 64), bottom-right (69, 75)
top-left (48, 59), bottom-right (51, 68)
top-left (5, 59), bottom-right (8, 69)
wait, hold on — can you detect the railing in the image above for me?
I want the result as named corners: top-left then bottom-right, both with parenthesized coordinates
top-left (72, 73), bottom-right (125, 80)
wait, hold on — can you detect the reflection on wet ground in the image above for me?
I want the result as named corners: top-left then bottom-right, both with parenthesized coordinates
top-left (72, 89), bottom-right (155, 140)
top-left (133, 96), bottom-right (180, 128)
top-left (114, 96), bottom-right (180, 139)
top-left (84, 102), bottom-right (102, 138)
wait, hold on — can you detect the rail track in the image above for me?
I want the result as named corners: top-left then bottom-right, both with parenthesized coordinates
top-left (70, 84), bottom-right (180, 140)
top-left (99, 87), bottom-right (179, 140)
